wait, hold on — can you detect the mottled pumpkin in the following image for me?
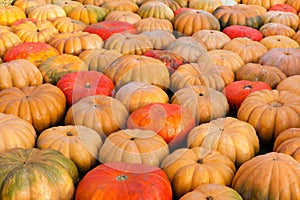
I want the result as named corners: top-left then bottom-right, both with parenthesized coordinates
top-left (222, 25), bottom-right (263, 41)
top-left (259, 23), bottom-right (296, 38)
top-left (192, 30), bottom-right (231, 51)
top-left (28, 4), bottom-right (66, 21)
top-left (101, 0), bottom-right (139, 13)
top-left (262, 10), bottom-right (299, 31)
top-left (134, 17), bottom-right (173, 33)
top-left (13, 0), bottom-right (46, 15)
top-left (276, 75), bottom-right (300, 95)
top-left (51, 17), bottom-right (87, 33)
top-left (137, 1), bottom-right (174, 21)
top-left (55, 0), bottom-right (83, 15)
top-left (0, 5), bottom-right (26, 26)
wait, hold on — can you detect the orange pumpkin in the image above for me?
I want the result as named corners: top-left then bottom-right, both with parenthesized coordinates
top-left (189, 0), bottom-right (222, 13)
top-left (262, 10), bottom-right (299, 31)
top-left (192, 30), bottom-right (231, 51)
top-left (101, 0), bottom-right (139, 13)
top-left (276, 75), bottom-right (300, 95)
top-left (0, 31), bottom-right (22, 58)
top-left (28, 4), bottom-right (66, 21)
top-left (104, 10), bottom-right (141, 24)
top-left (134, 17), bottom-right (173, 33)
top-left (241, 0), bottom-right (286, 9)
top-left (0, 5), bottom-right (26, 26)
top-left (260, 35), bottom-right (299, 49)
top-left (259, 23), bottom-right (296, 38)
top-left (137, 1), bottom-right (174, 20)
top-left (13, 0), bottom-right (46, 15)
top-left (51, 17), bottom-right (87, 33)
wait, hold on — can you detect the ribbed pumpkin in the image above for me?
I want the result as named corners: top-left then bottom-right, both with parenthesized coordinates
top-left (222, 25), bottom-right (263, 41)
top-left (141, 0), bottom-right (187, 12)
top-left (65, 95), bottom-right (129, 137)
top-left (171, 85), bottom-right (229, 124)
top-left (37, 125), bottom-right (103, 173)
top-left (28, 4), bottom-right (66, 21)
top-left (237, 89), bottom-right (300, 144)
top-left (51, 17), bottom-right (87, 33)
top-left (0, 113), bottom-right (36, 152)
top-left (104, 55), bottom-right (170, 90)
top-left (293, 30), bottom-right (300, 45)
top-left (286, 0), bottom-right (300, 12)
top-left (0, 148), bottom-right (79, 200)
top-left (13, 0), bottom-right (45, 15)
top-left (101, 0), bottom-right (139, 13)
top-left (54, 0), bottom-right (83, 15)
top-left (188, 0), bottom-right (222, 13)
top-left (0, 5), bottom-right (26, 26)
top-left (114, 81), bottom-right (169, 113)
top-left (0, 31), bottom-right (22, 59)
top-left (134, 17), bottom-right (173, 33)
top-left (232, 152), bottom-right (300, 200)
top-left (241, 0), bottom-right (286, 9)
top-left (76, 0), bottom-right (103, 6)
top-left (3, 42), bottom-right (59, 67)
top-left (260, 35), bottom-right (299, 49)
top-left (259, 23), bottom-right (296, 38)
top-left (99, 129), bottom-right (169, 166)
top-left (137, 1), bottom-right (174, 21)
top-left (78, 48), bottom-right (122, 73)
top-left (235, 63), bottom-right (287, 89)
top-left (269, 3), bottom-right (298, 13)
top-left (192, 30), bottom-right (231, 51)
top-left (0, 83), bottom-right (66, 132)
top-left (262, 10), bottom-right (299, 31)
top-left (276, 75), bottom-right (300, 95)
top-left (75, 162), bottom-right (172, 200)
top-left (161, 147), bottom-right (236, 198)
top-left (104, 10), bottom-right (141, 24)
top-left (141, 30), bottom-right (176, 50)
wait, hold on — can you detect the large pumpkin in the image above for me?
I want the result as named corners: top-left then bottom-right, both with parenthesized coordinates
top-left (276, 75), bottom-right (300, 95)
top-left (0, 148), bottom-right (79, 200)
top-left (137, 1), bottom-right (174, 21)
top-left (260, 35), bottom-right (299, 50)
top-left (75, 162), bottom-right (172, 200)
top-left (0, 84), bottom-right (66, 132)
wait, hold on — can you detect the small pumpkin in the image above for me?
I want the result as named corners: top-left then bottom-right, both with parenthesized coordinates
top-left (51, 17), bottom-right (87, 33)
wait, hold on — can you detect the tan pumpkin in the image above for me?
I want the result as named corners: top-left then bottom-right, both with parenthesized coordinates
top-left (170, 62), bottom-right (234, 92)
top-left (0, 5), bottom-right (26, 26)
top-left (161, 147), bottom-right (236, 198)
top-left (260, 35), bottom-right (299, 50)
top-left (187, 117), bottom-right (259, 166)
top-left (103, 32), bottom-right (153, 55)
top-left (12, 19), bottom-right (59, 43)
top-left (76, 0), bottom-right (103, 6)
top-left (141, 0), bottom-right (187, 12)
top-left (49, 31), bottom-right (103, 55)
top-left (134, 17), bottom-right (173, 33)
top-left (262, 11), bottom-right (299, 31)
top-left (140, 30), bottom-right (176, 50)
top-left (174, 9), bottom-right (220, 36)
top-left (99, 129), bottom-right (169, 166)
top-left (0, 113), bottom-right (36, 152)
top-left (114, 81), bottom-right (169, 113)
top-left (259, 23), bottom-right (296, 38)
top-left (13, 0), bottom-right (46, 15)
top-left (28, 4), bottom-right (66, 21)
top-left (223, 37), bottom-right (268, 63)
top-left (0, 59), bottom-right (43, 90)
top-left (137, 1), bottom-right (174, 21)
top-left (276, 75), bottom-right (300, 95)
top-left (104, 10), bottom-right (141, 24)
top-left (78, 48), bottom-right (122, 73)
top-left (101, 0), bottom-right (139, 13)
top-left (192, 30), bottom-right (231, 51)
top-left (171, 85), bottom-right (229, 124)
top-left (292, 30), bottom-right (300, 45)
top-left (51, 17), bottom-right (87, 33)
top-left (65, 95), bottom-right (129, 137)
top-left (104, 55), bottom-right (170, 90)
top-left (54, 0), bottom-right (83, 15)
top-left (0, 31), bottom-right (22, 58)
top-left (259, 48), bottom-right (300, 77)
top-left (0, 83), bottom-right (66, 132)
top-left (241, 0), bottom-right (286, 10)
top-left (189, 0), bottom-right (222, 13)
top-left (237, 89), bottom-right (300, 144)
top-left (236, 63), bottom-right (287, 89)
top-left (37, 125), bottom-right (103, 173)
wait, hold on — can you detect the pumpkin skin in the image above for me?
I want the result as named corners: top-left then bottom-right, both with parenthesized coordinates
top-left (84, 20), bottom-right (137, 41)
top-left (28, 4), bottom-right (66, 21)
top-left (223, 25), bottom-right (263, 41)
top-left (141, 0), bottom-right (187, 12)
top-left (161, 147), bottom-right (236, 198)
top-left (67, 5), bottom-right (107, 25)
top-left (286, 0), bottom-right (300, 12)
top-left (75, 162), bottom-right (172, 200)
top-left (188, 0), bottom-right (222, 13)
top-left (259, 23), bottom-right (296, 38)
top-left (260, 35), bottom-right (299, 49)
top-left (101, 0), bottom-right (139, 13)
top-left (223, 80), bottom-right (272, 113)
top-left (0, 113), bottom-right (36, 152)
top-left (192, 30), bottom-right (231, 51)
top-left (237, 89), bottom-right (300, 144)
top-left (0, 5), bottom-right (26, 26)
top-left (51, 17), bottom-right (87, 33)
top-left (141, 30), bottom-right (176, 50)
top-left (0, 148), bottom-right (79, 200)
top-left (180, 183), bottom-right (243, 200)
top-left (269, 3), bottom-right (297, 14)
top-left (37, 125), bottom-right (103, 173)
top-left (114, 81), bottom-right (169, 113)
top-left (292, 30), bottom-right (300, 45)
top-left (54, 0), bottom-right (83, 15)
top-left (12, 0), bottom-right (45, 16)
top-left (241, 0), bottom-right (286, 9)
top-left (171, 85), bottom-right (229, 124)
top-left (3, 42), bottom-right (59, 67)
top-left (232, 152), bottom-right (300, 200)
top-left (65, 95), bottom-right (129, 137)
top-left (173, 7), bottom-right (195, 16)
top-left (134, 17), bottom-right (173, 33)
top-left (276, 75), bottom-right (300, 95)
top-left (235, 63), bottom-right (287, 89)
top-left (0, 84), bottom-right (66, 132)
top-left (0, 31), bottom-right (22, 59)
top-left (77, 0), bottom-right (103, 6)
top-left (262, 10), bottom-right (299, 31)
top-left (99, 129), bottom-right (169, 166)
top-left (137, 1), bottom-right (174, 21)
top-left (104, 10), bottom-right (142, 25)
top-left (0, 59), bottom-right (43, 90)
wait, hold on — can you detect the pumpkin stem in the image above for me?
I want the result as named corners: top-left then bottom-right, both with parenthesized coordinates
top-left (199, 93), bottom-right (204, 96)
top-left (269, 102), bottom-right (282, 107)
top-left (197, 158), bottom-right (203, 164)
top-left (116, 175), bottom-right (128, 181)
top-left (84, 82), bottom-right (91, 88)
top-left (66, 132), bottom-right (73, 136)
top-left (206, 196), bottom-right (214, 200)
top-left (243, 85), bottom-right (252, 89)
top-left (130, 137), bottom-right (135, 141)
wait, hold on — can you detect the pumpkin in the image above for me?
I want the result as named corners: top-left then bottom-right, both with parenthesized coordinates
top-left (259, 23), bottom-right (296, 38)
top-left (223, 37), bottom-right (268, 63)
top-left (134, 17), bottom-right (173, 33)
top-left (222, 25), bottom-right (263, 41)
top-left (37, 125), bottom-right (103, 173)
top-left (141, 0), bottom-right (187, 12)
top-left (260, 35), bottom-right (299, 49)
top-left (76, 0), bottom-right (103, 6)
top-left (237, 89), bottom-right (300, 144)
top-left (137, 1), bottom-right (174, 21)
top-left (0, 113), bottom-right (36, 152)
top-left (259, 48), bottom-right (300, 77)
top-left (13, 0), bottom-right (46, 15)
top-left (78, 48), bottom-right (122, 73)
top-left (0, 31), bottom-right (22, 59)
top-left (0, 59), bottom-right (43, 90)
top-left (103, 32), bottom-right (153, 55)
top-left (173, 7), bottom-right (196, 16)
top-left (144, 49), bottom-right (188, 74)
top-left (114, 81), bottom-right (169, 113)
top-left (180, 183), bottom-right (243, 200)
top-left (101, 0), bottom-right (139, 13)
top-left (0, 148), bottom-right (79, 200)
top-left (235, 63), bottom-right (287, 89)
top-left (99, 129), bottom-right (169, 166)
top-left (56, 70), bottom-right (114, 106)
top-left (192, 30), bottom-right (231, 51)
top-left (49, 31), bottom-right (103, 55)
top-left (12, 19), bottom-right (59, 43)
top-left (104, 10), bottom-right (141, 24)
top-left (28, 4), bottom-right (66, 21)
top-left (241, 0), bottom-right (286, 9)
top-left (292, 30), bottom-right (300, 45)
top-left (0, 5), bottom-right (26, 26)
top-left (171, 85), bottom-right (229, 124)
top-left (140, 30), bottom-right (176, 50)
top-left (54, 0), bottom-right (83, 15)
top-left (232, 152), bottom-right (300, 200)
top-left (0, 83), bottom-right (66, 132)
top-left (75, 162), bottom-right (172, 200)
top-left (65, 95), bottom-right (129, 137)
top-left (161, 147), bottom-right (236, 198)
top-left (286, 0), bottom-right (300, 12)
top-left (170, 62), bottom-right (234, 92)
top-left (223, 80), bottom-right (272, 113)
top-left (188, 0), bottom-right (222, 13)
top-left (104, 55), bottom-right (170, 90)
top-left (276, 75), bottom-right (300, 95)
top-left (84, 20), bottom-right (137, 41)
top-left (174, 9), bottom-right (220, 36)
top-left (269, 3), bottom-right (298, 14)
top-left (67, 4), bottom-right (107, 25)
top-left (51, 16), bottom-right (87, 33)
top-left (3, 42), bottom-right (59, 67)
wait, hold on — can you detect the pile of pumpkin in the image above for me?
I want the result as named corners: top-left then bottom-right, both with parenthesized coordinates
top-left (0, 0), bottom-right (300, 199)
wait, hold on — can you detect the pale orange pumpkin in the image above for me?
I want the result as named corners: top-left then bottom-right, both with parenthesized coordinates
top-left (260, 35), bottom-right (299, 49)
top-left (259, 23), bottom-right (296, 38)
top-left (192, 30), bottom-right (231, 51)
top-left (134, 17), bottom-right (173, 33)
top-left (189, 0), bottom-right (222, 13)
top-left (0, 31), bottom-right (22, 58)
top-left (101, 0), bottom-right (139, 13)
top-left (137, 1), bottom-right (174, 21)
top-left (262, 11), bottom-right (299, 31)
top-left (0, 5), bottom-right (26, 26)
top-left (241, 0), bottom-right (286, 10)
top-left (13, 0), bottom-right (46, 15)
top-left (276, 75), bottom-right (300, 95)
top-left (141, 30), bottom-right (176, 50)
top-left (51, 17), bottom-right (87, 33)
top-left (28, 4), bottom-right (67, 21)
top-left (104, 10), bottom-right (141, 24)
